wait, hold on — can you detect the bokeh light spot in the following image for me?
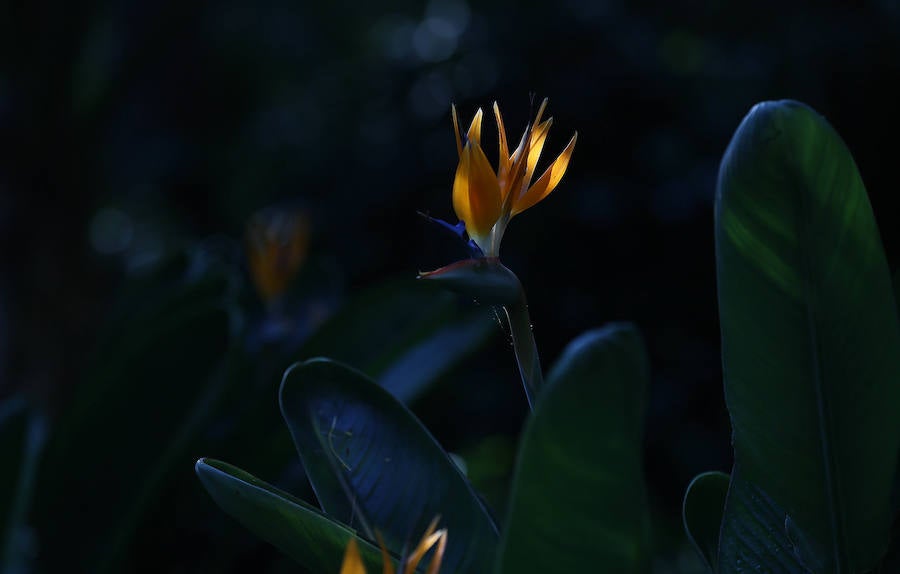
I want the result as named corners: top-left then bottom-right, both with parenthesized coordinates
top-left (89, 207), bottom-right (134, 255)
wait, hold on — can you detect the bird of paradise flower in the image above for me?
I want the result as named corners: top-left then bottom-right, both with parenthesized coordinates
top-left (440, 98), bottom-right (576, 257)
top-left (421, 98), bottom-right (577, 408)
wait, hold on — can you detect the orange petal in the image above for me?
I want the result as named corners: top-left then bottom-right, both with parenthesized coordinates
top-left (451, 105), bottom-right (462, 157)
top-left (424, 530), bottom-right (447, 574)
top-left (523, 117), bottom-right (553, 191)
top-left (376, 532), bottom-right (396, 574)
top-left (492, 102), bottom-right (511, 178)
top-left (511, 131), bottom-right (577, 217)
top-left (451, 148), bottom-right (475, 230)
top-left (466, 108), bottom-right (484, 146)
top-left (452, 142), bottom-right (501, 244)
top-left (500, 125), bottom-right (529, 208)
top-left (502, 99), bottom-right (549, 207)
top-left (403, 518), bottom-right (441, 574)
top-left (340, 539), bottom-right (367, 574)
top-left (507, 122), bottom-right (529, 168)
top-left (533, 97), bottom-right (549, 126)
top-left (508, 98), bottom-right (548, 167)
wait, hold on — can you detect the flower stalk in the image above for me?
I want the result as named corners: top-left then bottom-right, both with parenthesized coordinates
top-left (419, 258), bottom-right (543, 408)
top-left (503, 291), bottom-right (543, 410)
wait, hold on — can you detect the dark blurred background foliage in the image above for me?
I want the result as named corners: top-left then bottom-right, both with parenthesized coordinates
top-left (2, 0), bottom-right (900, 571)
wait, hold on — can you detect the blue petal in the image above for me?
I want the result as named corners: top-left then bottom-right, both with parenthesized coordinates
top-left (418, 211), bottom-right (484, 257)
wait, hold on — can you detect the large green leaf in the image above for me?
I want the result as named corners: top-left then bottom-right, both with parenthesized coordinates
top-left (377, 315), bottom-right (493, 403)
top-left (279, 358), bottom-right (498, 573)
top-left (715, 100), bottom-right (900, 572)
top-left (0, 396), bottom-right (27, 556)
top-left (196, 278), bottom-right (491, 491)
top-left (174, 278), bottom-right (492, 572)
top-left (196, 458), bottom-right (385, 572)
top-left (682, 471), bottom-right (730, 573)
top-left (33, 267), bottom-right (235, 572)
top-left (0, 397), bottom-right (47, 573)
top-left (299, 278), bottom-right (493, 399)
top-left (717, 465), bottom-right (820, 574)
top-left (495, 323), bottom-right (651, 574)
top-left (876, 512), bottom-right (900, 573)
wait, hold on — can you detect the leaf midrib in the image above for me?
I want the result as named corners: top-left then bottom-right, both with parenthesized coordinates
top-left (793, 152), bottom-right (847, 573)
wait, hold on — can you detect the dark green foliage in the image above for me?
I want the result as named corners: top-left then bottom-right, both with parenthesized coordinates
top-left (718, 466), bottom-right (816, 574)
top-left (20, 250), bottom-right (491, 572)
top-left (496, 323), bottom-right (651, 573)
top-left (195, 458), bottom-right (386, 573)
top-left (0, 398), bottom-right (46, 572)
top-left (682, 471), bottom-right (729, 572)
top-left (297, 278), bottom-right (494, 403)
top-left (0, 397), bottom-right (28, 558)
top-left (207, 276), bottom-right (494, 498)
top-left (8, 0), bottom-right (900, 571)
top-left (684, 100), bottom-right (900, 573)
top-left (198, 324), bottom-right (655, 573)
top-left (34, 285), bottom-right (235, 572)
top-left (279, 359), bottom-right (499, 573)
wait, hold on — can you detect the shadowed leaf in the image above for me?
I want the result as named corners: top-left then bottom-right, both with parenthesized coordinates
top-left (279, 359), bottom-right (498, 573)
top-left (683, 471), bottom-right (729, 573)
top-left (196, 458), bottom-right (386, 572)
top-left (496, 324), bottom-right (651, 574)
top-left (715, 100), bottom-right (900, 572)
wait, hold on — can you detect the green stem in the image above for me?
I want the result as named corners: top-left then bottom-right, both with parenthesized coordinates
top-left (2, 408), bottom-right (48, 574)
top-left (417, 257), bottom-right (544, 407)
top-left (503, 291), bottom-right (543, 410)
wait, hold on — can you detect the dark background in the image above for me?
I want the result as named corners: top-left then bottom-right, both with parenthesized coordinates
top-left (2, 0), bottom-right (900, 571)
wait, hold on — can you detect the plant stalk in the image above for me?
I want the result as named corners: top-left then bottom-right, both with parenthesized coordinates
top-left (503, 290), bottom-right (543, 410)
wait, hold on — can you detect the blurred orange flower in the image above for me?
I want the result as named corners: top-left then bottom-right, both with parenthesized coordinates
top-left (245, 208), bottom-right (309, 304)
